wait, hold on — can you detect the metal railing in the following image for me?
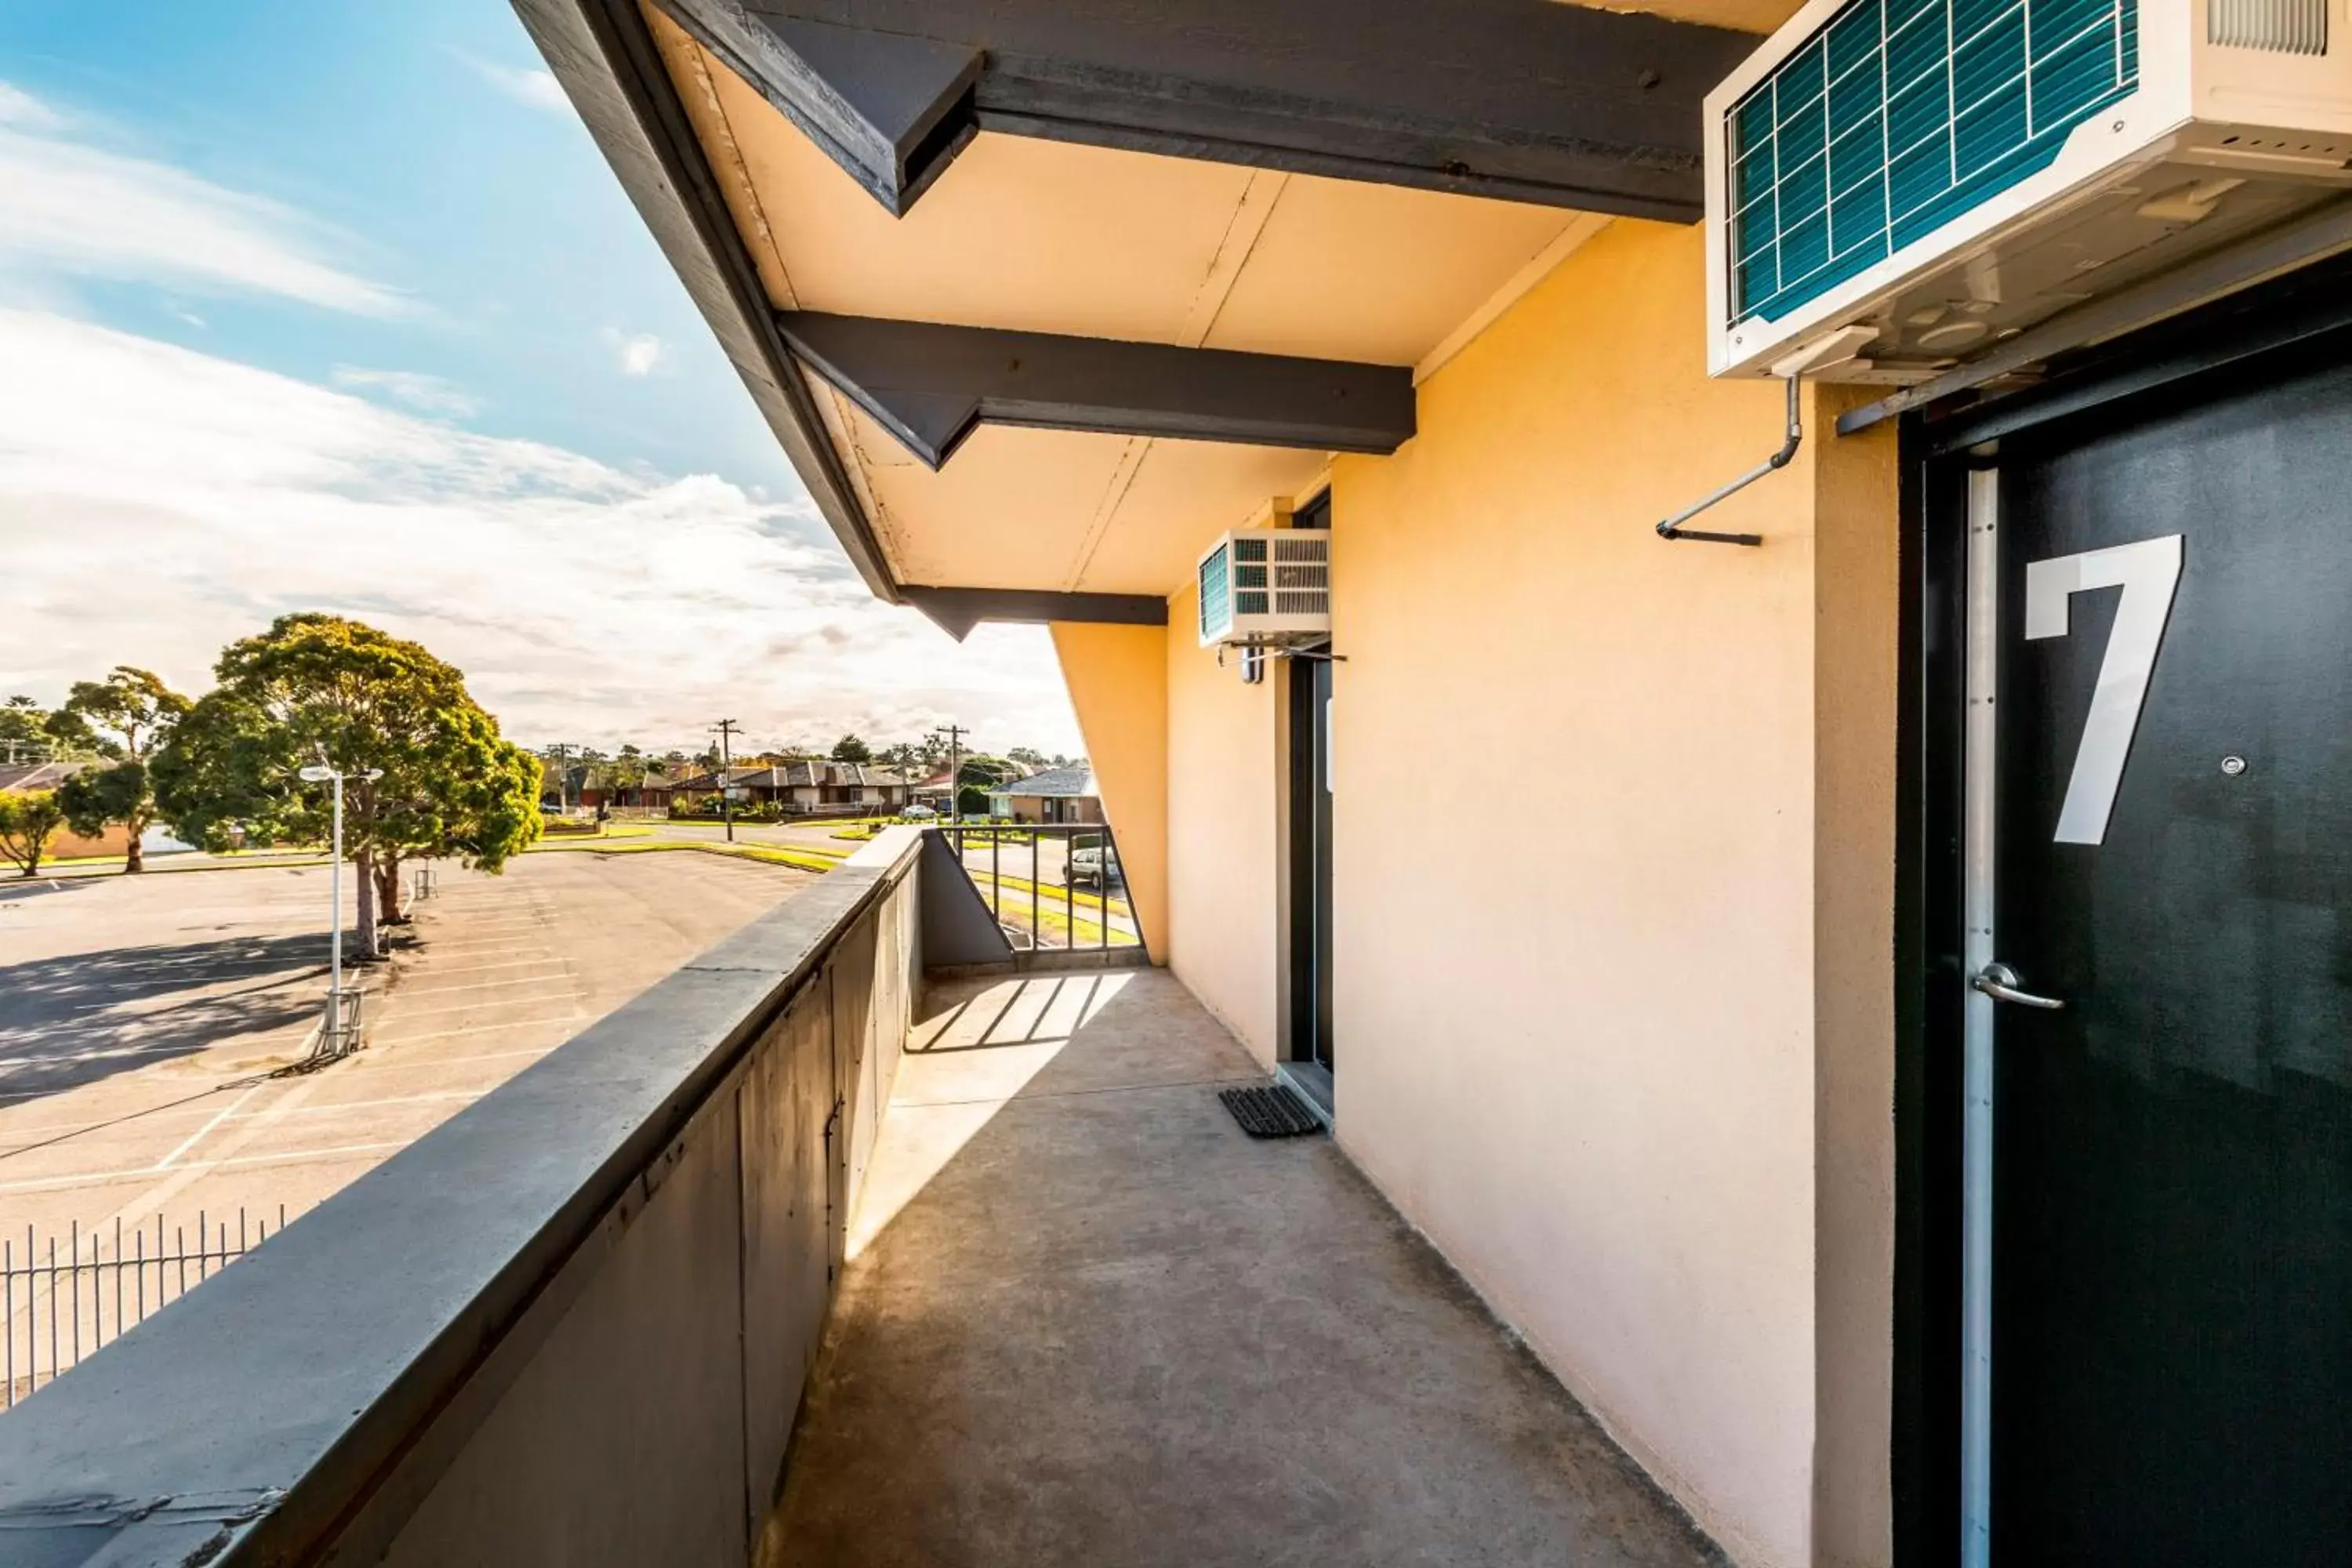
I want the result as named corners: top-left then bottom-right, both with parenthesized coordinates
top-left (945, 822), bottom-right (1142, 954)
top-left (4, 1208), bottom-right (289, 1410)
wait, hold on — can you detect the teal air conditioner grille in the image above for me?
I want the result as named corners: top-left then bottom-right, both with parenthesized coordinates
top-left (1729, 0), bottom-right (2140, 325)
top-left (1199, 545), bottom-right (1232, 641)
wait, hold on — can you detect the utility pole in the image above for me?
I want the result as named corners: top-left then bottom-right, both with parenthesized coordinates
top-left (710, 719), bottom-right (740, 842)
top-left (931, 723), bottom-right (968, 826)
top-left (544, 742), bottom-right (580, 812)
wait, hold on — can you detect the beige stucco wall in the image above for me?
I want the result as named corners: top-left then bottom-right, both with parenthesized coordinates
top-left (1049, 622), bottom-right (1170, 959)
top-left (1161, 584), bottom-right (1283, 1065)
top-left (1319, 220), bottom-right (1895, 1568)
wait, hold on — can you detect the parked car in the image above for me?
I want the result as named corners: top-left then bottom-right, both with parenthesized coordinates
top-left (1063, 838), bottom-right (1120, 890)
top-left (902, 804), bottom-right (938, 820)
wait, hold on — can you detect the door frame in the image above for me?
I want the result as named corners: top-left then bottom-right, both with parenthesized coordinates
top-left (1283, 644), bottom-right (1334, 1076)
top-left (1891, 251), bottom-right (2352, 1567)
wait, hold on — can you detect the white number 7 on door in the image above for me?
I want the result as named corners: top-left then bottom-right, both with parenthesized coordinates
top-left (2024, 535), bottom-right (2183, 845)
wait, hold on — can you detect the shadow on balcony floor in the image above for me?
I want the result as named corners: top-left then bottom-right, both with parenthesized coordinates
top-left (762, 968), bottom-right (1725, 1568)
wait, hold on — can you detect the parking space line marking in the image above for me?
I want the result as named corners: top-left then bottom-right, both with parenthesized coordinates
top-left (368, 1014), bottom-right (584, 1047)
top-left (352, 1045), bottom-right (559, 1071)
top-left (398, 958), bottom-right (566, 978)
top-left (388, 975), bottom-right (575, 1000)
top-left (0, 1139), bottom-right (412, 1196)
top-left (376, 996), bottom-right (579, 1025)
top-left (155, 1082), bottom-right (264, 1170)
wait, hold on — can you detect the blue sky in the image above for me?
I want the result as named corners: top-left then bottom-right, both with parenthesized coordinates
top-left (0, 0), bottom-right (1080, 756)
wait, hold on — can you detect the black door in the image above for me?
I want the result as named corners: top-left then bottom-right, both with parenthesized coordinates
top-left (1972, 351), bottom-right (2352, 1563)
top-left (1288, 652), bottom-right (1334, 1074)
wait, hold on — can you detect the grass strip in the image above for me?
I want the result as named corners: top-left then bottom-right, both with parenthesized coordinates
top-left (526, 838), bottom-right (838, 874)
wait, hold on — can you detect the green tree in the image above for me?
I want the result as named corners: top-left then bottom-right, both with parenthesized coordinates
top-left (153, 615), bottom-right (543, 956)
top-left (829, 733), bottom-right (873, 762)
top-left (877, 742), bottom-right (925, 777)
top-left (58, 763), bottom-right (149, 869)
top-left (1007, 746), bottom-right (1047, 771)
top-left (958, 754), bottom-right (1019, 789)
top-left (52, 667), bottom-right (191, 872)
top-left (2, 697), bottom-right (113, 762)
top-left (0, 789), bottom-right (65, 877)
top-left (603, 744), bottom-right (650, 811)
top-left (0, 695), bottom-right (47, 759)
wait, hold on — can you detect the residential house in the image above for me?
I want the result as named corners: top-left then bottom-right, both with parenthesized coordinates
top-left (670, 762), bottom-right (910, 815)
top-left (908, 770), bottom-right (957, 812)
top-left (987, 766), bottom-right (1101, 826)
top-left (543, 762), bottom-right (676, 813)
top-left (0, 759), bottom-right (129, 861)
top-left (579, 766), bottom-right (675, 813)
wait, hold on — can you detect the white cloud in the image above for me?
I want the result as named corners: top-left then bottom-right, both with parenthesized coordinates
top-left (0, 81), bottom-right (404, 316)
top-left (0, 310), bottom-right (1081, 755)
top-left (332, 366), bottom-right (481, 419)
top-left (460, 56), bottom-right (572, 114)
top-left (619, 332), bottom-right (662, 376)
top-left (0, 82), bottom-right (65, 132)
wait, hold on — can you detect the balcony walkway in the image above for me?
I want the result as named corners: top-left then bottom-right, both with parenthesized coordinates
top-left (759, 968), bottom-right (1724, 1567)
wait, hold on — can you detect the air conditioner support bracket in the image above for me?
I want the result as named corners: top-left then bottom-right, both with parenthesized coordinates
top-left (1655, 372), bottom-right (1798, 546)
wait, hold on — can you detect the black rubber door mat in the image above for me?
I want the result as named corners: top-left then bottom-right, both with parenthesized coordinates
top-left (1218, 1083), bottom-right (1324, 1138)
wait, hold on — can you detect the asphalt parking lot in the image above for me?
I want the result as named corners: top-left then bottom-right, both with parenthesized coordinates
top-left (0, 851), bottom-right (815, 1244)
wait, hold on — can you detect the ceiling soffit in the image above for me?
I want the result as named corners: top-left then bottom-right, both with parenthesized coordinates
top-left (633, 2), bottom-right (1697, 607)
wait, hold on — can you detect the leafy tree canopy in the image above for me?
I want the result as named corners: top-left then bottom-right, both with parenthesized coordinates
top-left (958, 754), bottom-right (1020, 788)
top-left (0, 695), bottom-right (45, 750)
top-left (50, 668), bottom-right (190, 872)
top-left (829, 733), bottom-right (873, 762)
top-left (0, 695), bottom-right (118, 762)
top-left (152, 615), bottom-right (542, 945)
top-left (0, 789), bottom-right (65, 877)
top-left (61, 667), bottom-right (189, 760)
top-left (1006, 746), bottom-right (1047, 770)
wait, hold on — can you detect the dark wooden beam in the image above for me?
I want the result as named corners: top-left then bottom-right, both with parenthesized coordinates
top-left (902, 586), bottom-right (1167, 641)
top-left (780, 311), bottom-right (1415, 468)
top-left (652, 6), bottom-right (982, 214)
top-left (652, 0), bottom-right (1759, 222)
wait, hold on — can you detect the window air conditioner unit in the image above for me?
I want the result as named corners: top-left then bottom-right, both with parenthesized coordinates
top-left (1706, 0), bottom-right (2352, 382)
top-left (1196, 528), bottom-right (1332, 648)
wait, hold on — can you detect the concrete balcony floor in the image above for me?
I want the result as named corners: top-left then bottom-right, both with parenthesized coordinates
top-left (761, 968), bottom-right (1723, 1567)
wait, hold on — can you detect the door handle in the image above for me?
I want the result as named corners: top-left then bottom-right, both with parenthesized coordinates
top-left (1973, 962), bottom-right (2065, 1010)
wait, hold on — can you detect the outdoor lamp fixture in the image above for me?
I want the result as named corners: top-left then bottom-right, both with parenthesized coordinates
top-left (299, 759), bottom-right (383, 1053)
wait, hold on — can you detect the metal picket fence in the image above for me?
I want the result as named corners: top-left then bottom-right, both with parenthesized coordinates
top-left (3, 1208), bottom-right (289, 1410)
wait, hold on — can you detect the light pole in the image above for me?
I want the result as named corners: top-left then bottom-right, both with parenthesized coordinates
top-left (299, 758), bottom-right (382, 1049)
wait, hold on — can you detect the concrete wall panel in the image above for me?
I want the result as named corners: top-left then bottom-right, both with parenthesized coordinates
top-left (383, 1097), bottom-right (751, 1568)
top-left (739, 981), bottom-right (839, 1519)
